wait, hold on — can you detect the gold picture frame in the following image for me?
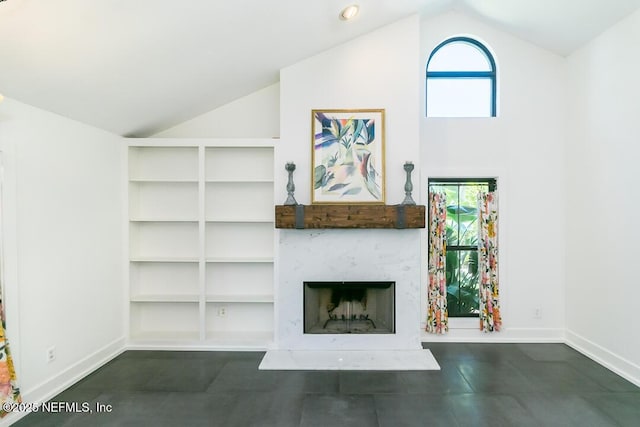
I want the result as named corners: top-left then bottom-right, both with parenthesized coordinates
top-left (311, 109), bottom-right (385, 204)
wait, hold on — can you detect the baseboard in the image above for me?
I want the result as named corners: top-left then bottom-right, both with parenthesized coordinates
top-left (421, 327), bottom-right (565, 342)
top-left (565, 329), bottom-right (640, 388)
top-left (126, 343), bottom-right (268, 352)
top-left (0, 337), bottom-right (126, 427)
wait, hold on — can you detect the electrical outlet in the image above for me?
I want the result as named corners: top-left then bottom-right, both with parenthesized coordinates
top-left (218, 306), bottom-right (227, 317)
top-left (533, 308), bottom-right (542, 319)
top-left (46, 346), bottom-right (56, 363)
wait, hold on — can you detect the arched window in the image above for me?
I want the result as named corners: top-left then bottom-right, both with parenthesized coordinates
top-left (426, 37), bottom-right (497, 117)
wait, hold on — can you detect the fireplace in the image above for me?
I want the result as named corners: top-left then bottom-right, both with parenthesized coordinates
top-left (276, 229), bottom-right (421, 350)
top-left (304, 281), bottom-right (395, 334)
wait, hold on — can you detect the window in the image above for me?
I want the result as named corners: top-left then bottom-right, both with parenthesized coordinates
top-left (426, 37), bottom-right (497, 117)
top-left (428, 178), bottom-right (496, 317)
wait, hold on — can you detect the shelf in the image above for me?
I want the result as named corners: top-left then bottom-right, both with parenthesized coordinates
top-left (206, 179), bottom-right (274, 183)
top-left (129, 146), bottom-right (199, 181)
top-left (275, 204), bottom-right (426, 229)
top-left (130, 301), bottom-right (200, 343)
top-left (206, 262), bottom-right (273, 297)
top-left (129, 181), bottom-right (198, 220)
top-left (131, 294), bottom-right (200, 303)
top-left (130, 218), bottom-right (199, 223)
top-left (130, 221), bottom-right (199, 260)
top-left (205, 147), bottom-right (274, 181)
top-left (205, 257), bottom-right (273, 263)
top-left (205, 218), bottom-right (273, 223)
top-left (130, 257), bottom-right (199, 263)
top-left (130, 262), bottom-right (199, 296)
top-left (206, 302), bottom-right (273, 329)
top-left (206, 222), bottom-right (274, 259)
top-left (206, 294), bottom-right (274, 303)
top-left (129, 178), bottom-right (199, 183)
top-left (205, 181), bottom-right (274, 221)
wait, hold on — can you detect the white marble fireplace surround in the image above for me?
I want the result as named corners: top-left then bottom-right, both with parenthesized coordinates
top-left (274, 228), bottom-right (422, 351)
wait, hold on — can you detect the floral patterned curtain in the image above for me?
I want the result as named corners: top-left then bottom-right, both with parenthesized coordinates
top-left (426, 192), bottom-right (448, 334)
top-left (0, 208), bottom-right (21, 417)
top-left (477, 191), bottom-right (502, 332)
top-left (0, 302), bottom-right (20, 417)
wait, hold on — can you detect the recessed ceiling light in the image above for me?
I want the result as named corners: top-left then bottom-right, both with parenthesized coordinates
top-left (340, 4), bottom-right (359, 21)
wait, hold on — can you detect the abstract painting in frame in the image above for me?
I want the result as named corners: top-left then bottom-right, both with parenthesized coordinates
top-left (312, 109), bottom-right (385, 204)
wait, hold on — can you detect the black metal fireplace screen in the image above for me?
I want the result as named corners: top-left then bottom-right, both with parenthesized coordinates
top-left (303, 281), bottom-right (395, 334)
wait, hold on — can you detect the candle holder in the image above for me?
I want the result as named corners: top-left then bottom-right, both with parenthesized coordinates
top-left (401, 161), bottom-right (416, 205)
top-left (284, 162), bottom-right (298, 205)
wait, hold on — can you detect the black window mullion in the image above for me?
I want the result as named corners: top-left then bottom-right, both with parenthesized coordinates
top-left (448, 245), bottom-right (477, 251)
top-left (456, 184), bottom-right (460, 248)
top-left (457, 247), bottom-right (462, 314)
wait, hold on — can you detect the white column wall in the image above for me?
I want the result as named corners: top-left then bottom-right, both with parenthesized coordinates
top-left (276, 15), bottom-right (422, 350)
top-left (0, 98), bottom-right (125, 412)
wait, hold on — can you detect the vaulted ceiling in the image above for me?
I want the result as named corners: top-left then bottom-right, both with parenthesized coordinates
top-left (1, 0), bottom-right (639, 136)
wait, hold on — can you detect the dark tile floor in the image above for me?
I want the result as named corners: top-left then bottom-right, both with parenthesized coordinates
top-left (13, 343), bottom-right (640, 426)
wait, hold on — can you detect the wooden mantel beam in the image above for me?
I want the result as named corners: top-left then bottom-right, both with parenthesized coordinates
top-left (275, 204), bottom-right (425, 229)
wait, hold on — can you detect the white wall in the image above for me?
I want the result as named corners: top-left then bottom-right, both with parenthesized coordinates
top-left (278, 15), bottom-right (420, 206)
top-left (565, 9), bottom-right (640, 385)
top-left (0, 98), bottom-right (125, 420)
top-left (420, 12), bottom-right (567, 341)
top-left (154, 83), bottom-right (280, 138)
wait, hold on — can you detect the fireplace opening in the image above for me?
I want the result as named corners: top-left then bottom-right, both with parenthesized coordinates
top-left (304, 281), bottom-right (395, 334)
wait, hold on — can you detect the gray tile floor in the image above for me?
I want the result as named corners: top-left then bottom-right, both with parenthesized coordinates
top-left (13, 343), bottom-right (640, 426)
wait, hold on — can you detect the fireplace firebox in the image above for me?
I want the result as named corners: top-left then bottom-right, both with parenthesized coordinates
top-left (303, 281), bottom-right (395, 334)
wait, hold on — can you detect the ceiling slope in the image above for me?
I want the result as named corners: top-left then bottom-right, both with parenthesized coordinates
top-left (1, 0), bottom-right (638, 136)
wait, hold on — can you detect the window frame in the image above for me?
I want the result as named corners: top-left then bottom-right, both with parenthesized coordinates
top-left (426, 36), bottom-right (497, 117)
top-left (428, 177), bottom-right (497, 318)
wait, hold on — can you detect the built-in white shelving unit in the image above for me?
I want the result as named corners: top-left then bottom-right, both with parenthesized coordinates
top-left (127, 140), bottom-right (275, 349)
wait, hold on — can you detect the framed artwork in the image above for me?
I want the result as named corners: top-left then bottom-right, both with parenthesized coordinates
top-left (311, 109), bottom-right (385, 204)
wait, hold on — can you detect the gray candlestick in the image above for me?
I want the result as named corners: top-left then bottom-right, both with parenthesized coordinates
top-left (284, 162), bottom-right (298, 205)
top-left (401, 161), bottom-right (416, 205)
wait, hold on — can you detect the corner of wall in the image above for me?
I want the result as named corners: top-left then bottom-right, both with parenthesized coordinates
top-left (566, 329), bottom-right (640, 387)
